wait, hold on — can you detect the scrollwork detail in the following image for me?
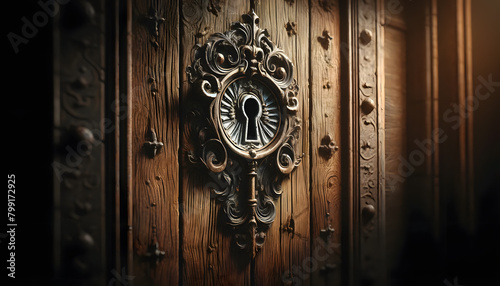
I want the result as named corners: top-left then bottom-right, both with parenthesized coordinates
top-left (186, 10), bottom-right (301, 256)
top-left (256, 194), bottom-right (276, 225)
top-left (201, 139), bottom-right (227, 173)
top-left (186, 10), bottom-right (296, 96)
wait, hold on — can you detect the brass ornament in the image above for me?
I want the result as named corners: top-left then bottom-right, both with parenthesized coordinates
top-left (186, 10), bottom-right (302, 256)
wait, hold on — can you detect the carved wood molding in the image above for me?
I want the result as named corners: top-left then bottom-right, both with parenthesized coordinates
top-left (185, 10), bottom-right (302, 257)
top-left (347, 0), bottom-right (386, 285)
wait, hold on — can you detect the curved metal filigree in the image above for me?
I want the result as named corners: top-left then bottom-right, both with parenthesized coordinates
top-left (186, 10), bottom-right (302, 257)
top-left (185, 10), bottom-right (296, 99)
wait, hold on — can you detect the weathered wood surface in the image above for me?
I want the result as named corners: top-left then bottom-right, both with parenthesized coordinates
top-left (128, 0), bottom-right (342, 284)
top-left (52, 0), bottom-right (483, 284)
top-left (180, 1), bottom-right (251, 285)
top-left (309, 0), bottom-right (342, 285)
top-left (253, 0), bottom-right (311, 285)
top-left (130, 0), bottom-right (180, 285)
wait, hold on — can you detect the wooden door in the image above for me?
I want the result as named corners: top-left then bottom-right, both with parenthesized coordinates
top-left (47, 0), bottom-right (391, 285)
top-left (48, 0), bottom-right (490, 285)
top-left (125, 0), bottom-right (341, 285)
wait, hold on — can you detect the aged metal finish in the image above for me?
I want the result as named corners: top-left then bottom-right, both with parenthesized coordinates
top-left (317, 30), bottom-right (333, 50)
top-left (318, 134), bottom-right (339, 160)
top-left (144, 241), bottom-right (166, 266)
top-left (144, 128), bottom-right (164, 158)
top-left (361, 97), bottom-right (376, 114)
top-left (285, 21), bottom-right (298, 36)
top-left (146, 7), bottom-right (165, 48)
top-left (219, 78), bottom-right (281, 149)
top-left (186, 10), bottom-right (302, 256)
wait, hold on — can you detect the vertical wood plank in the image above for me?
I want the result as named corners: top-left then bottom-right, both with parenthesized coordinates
top-left (384, 6), bottom-right (407, 284)
top-left (436, 0), bottom-right (475, 281)
top-left (463, 0), bottom-right (474, 234)
top-left (405, 0), bottom-right (428, 220)
top-left (106, 0), bottom-right (125, 275)
top-left (180, 1), bottom-right (251, 285)
top-left (309, 0), bottom-right (342, 286)
top-left (338, 1), bottom-right (355, 285)
top-left (376, 1), bottom-right (387, 285)
top-left (130, 0), bottom-right (179, 285)
top-left (430, 0), bottom-right (440, 238)
top-left (404, 0), bottom-right (441, 237)
top-left (254, 0), bottom-right (310, 285)
top-left (437, 0), bottom-right (474, 232)
top-left (346, 0), bottom-right (387, 285)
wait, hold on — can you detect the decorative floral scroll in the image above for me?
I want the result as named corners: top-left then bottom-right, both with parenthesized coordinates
top-left (186, 10), bottom-right (301, 255)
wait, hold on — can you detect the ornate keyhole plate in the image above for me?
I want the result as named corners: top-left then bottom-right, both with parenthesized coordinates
top-left (219, 78), bottom-right (280, 150)
top-left (186, 10), bottom-right (302, 256)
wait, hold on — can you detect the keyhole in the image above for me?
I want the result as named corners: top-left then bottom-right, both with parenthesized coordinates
top-left (243, 97), bottom-right (261, 141)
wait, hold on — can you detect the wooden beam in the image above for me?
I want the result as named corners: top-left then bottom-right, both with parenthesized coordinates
top-left (309, 0), bottom-right (342, 285)
top-left (343, 0), bottom-right (387, 285)
top-left (129, 0), bottom-right (180, 284)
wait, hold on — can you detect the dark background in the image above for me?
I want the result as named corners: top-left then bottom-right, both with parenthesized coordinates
top-left (3, 0), bottom-right (54, 285)
top-left (2, 0), bottom-right (499, 285)
top-left (470, 0), bottom-right (500, 284)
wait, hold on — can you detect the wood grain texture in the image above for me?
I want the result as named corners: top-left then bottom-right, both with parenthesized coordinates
top-left (384, 16), bottom-right (407, 283)
top-left (254, 0), bottom-right (310, 285)
top-left (180, 1), bottom-right (251, 285)
top-left (130, 0), bottom-right (179, 285)
top-left (309, 0), bottom-right (342, 285)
